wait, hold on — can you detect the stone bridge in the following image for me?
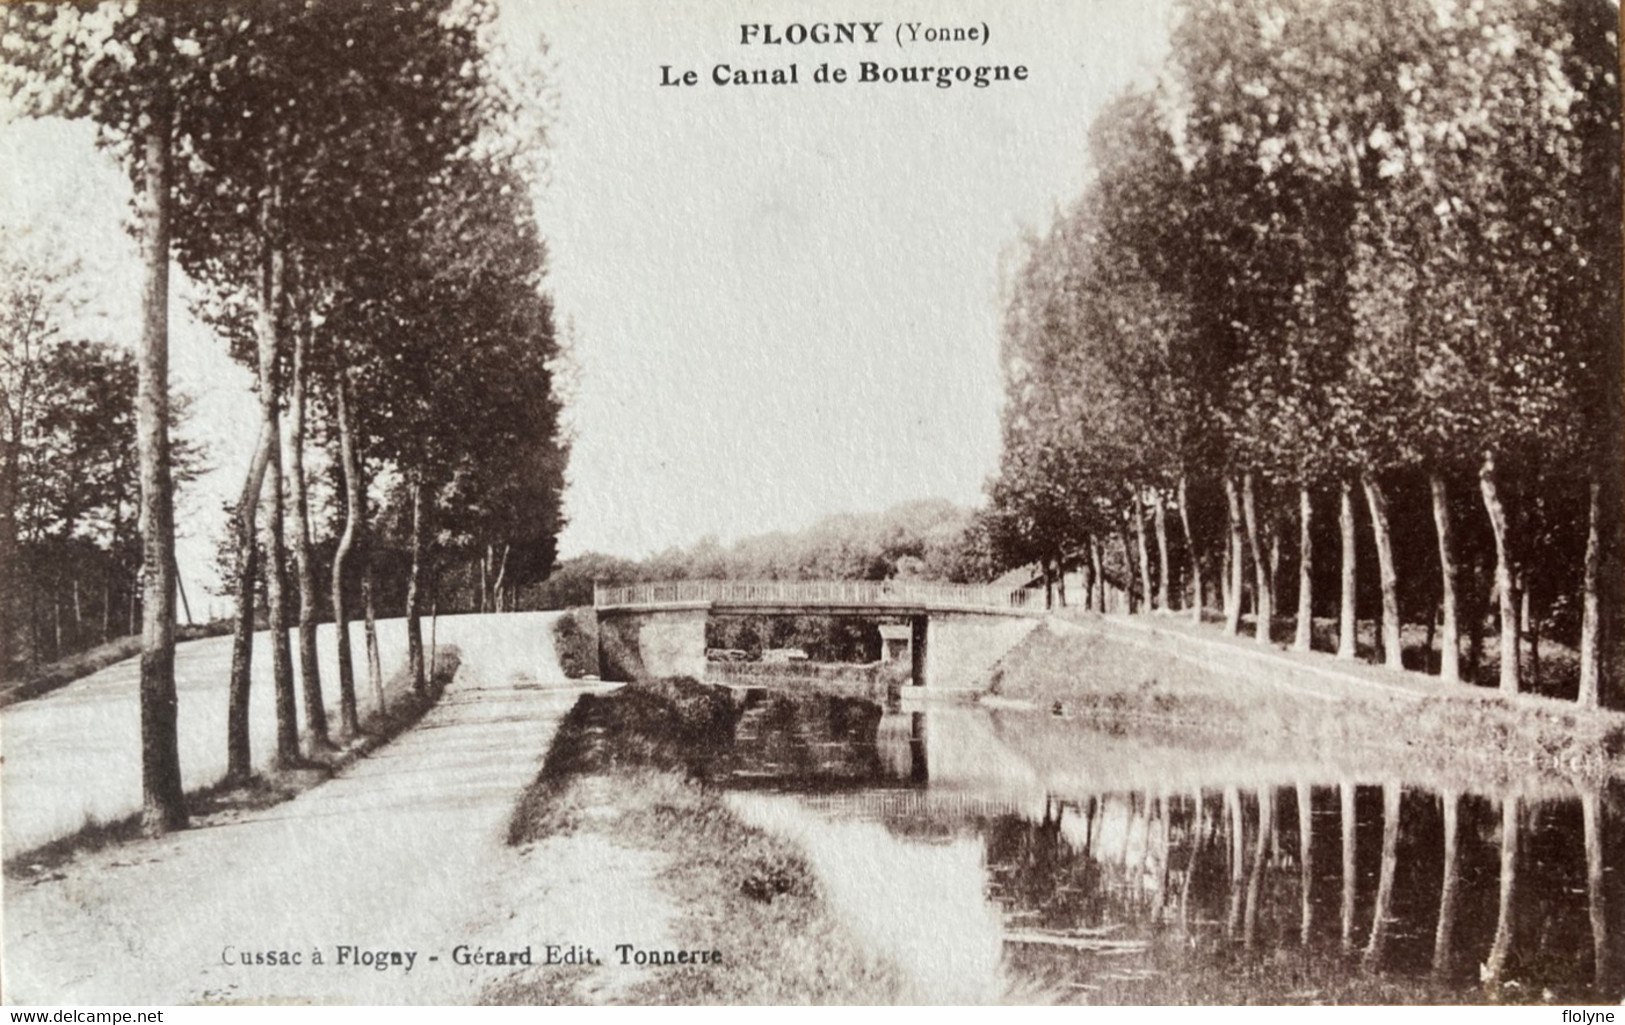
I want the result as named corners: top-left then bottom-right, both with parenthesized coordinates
top-left (593, 579), bottom-right (1046, 691)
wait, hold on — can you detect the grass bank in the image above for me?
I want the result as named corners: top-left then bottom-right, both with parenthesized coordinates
top-left (491, 678), bottom-right (908, 1004)
top-left (0, 622), bottom-right (233, 708)
top-left (4, 647), bottom-right (461, 880)
top-left (1009, 939), bottom-right (1500, 1006)
top-left (990, 616), bottom-right (1624, 788)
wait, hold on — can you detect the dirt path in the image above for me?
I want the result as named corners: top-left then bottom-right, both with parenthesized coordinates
top-left (2, 612), bottom-right (572, 854)
top-left (3, 621), bottom-right (676, 1005)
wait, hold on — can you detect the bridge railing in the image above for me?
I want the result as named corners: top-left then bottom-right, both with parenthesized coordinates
top-left (592, 578), bottom-right (1044, 612)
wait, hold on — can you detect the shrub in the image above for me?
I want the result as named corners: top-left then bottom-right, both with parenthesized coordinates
top-left (551, 607), bottom-right (598, 679)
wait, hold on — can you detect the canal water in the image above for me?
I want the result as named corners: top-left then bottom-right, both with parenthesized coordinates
top-left (711, 689), bottom-right (1622, 1004)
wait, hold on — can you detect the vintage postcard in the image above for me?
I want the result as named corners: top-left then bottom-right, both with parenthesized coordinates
top-left (1, 0), bottom-right (1620, 1009)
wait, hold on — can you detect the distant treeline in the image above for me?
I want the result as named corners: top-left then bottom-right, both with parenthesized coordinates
top-left (526, 499), bottom-right (991, 611)
top-left (0, 312), bottom-right (208, 678)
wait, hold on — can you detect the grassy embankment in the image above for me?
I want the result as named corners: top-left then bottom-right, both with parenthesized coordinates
top-left (4, 648), bottom-right (462, 879)
top-left (1008, 938), bottom-right (1521, 1006)
top-left (991, 615), bottom-right (1624, 789)
top-left (1264, 613), bottom-right (1583, 699)
top-left (0, 622), bottom-right (233, 708)
top-left (489, 678), bottom-right (908, 1004)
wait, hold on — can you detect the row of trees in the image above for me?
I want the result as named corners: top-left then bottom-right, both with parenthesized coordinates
top-left (986, 0), bottom-right (1621, 706)
top-left (3, 0), bottom-right (568, 831)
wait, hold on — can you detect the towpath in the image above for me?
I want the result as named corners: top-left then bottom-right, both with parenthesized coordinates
top-left (3, 614), bottom-right (673, 1004)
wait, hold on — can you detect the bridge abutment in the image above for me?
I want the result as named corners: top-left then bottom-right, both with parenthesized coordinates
top-left (919, 612), bottom-right (1042, 691)
top-left (597, 602), bottom-right (711, 682)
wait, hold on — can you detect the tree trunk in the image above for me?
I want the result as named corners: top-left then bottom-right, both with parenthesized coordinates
top-left (227, 421), bottom-right (272, 783)
top-left (1153, 496), bottom-right (1172, 612)
top-left (1242, 472), bottom-right (1273, 644)
top-left (1118, 520), bottom-right (1137, 614)
top-left (1424, 602), bottom-right (1438, 671)
top-left (1148, 793), bottom-right (1171, 920)
top-left (1483, 795), bottom-right (1520, 990)
top-left (1225, 785), bottom-right (1245, 941)
top-left (1297, 781), bottom-right (1314, 945)
top-left (1269, 530), bottom-right (1281, 626)
top-left (405, 477), bottom-right (427, 694)
top-left (0, 413), bottom-right (18, 674)
top-left (362, 562), bottom-right (384, 713)
top-left (492, 543), bottom-right (509, 612)
top-left (1528, 590), bottom-right (1541, 691)
top-left (227, 541), bottom-right (260, 783)
top-left (1432, 790), bottom-right (1461, 981)
top-left (134, 87), bottom-right (186, 834)
top-left (330, 370), bottom-right (363, 736)
top-left (1244, 787), bottom-right (1273, 951)
top-left (1042, 558), bottom-right (1054, 611)
top-left (1294, 486), bottom-right (1314, 652)
top-left (1581, 787), bottom-right (1609, 987)
top-left (1177, 474), bottom-right (1203, 624)
top-left (1428, 473), bottom-right (1462, 684)
top-left (1090, 536), bottom-right (1105, 612)
top-left (173, 563), bottom-right (192, 627)
top-left (1362, 474), bottom-right (1404, 671)
top-left (429, 597), bottom-right (439, 687)
top-left (1054, 550), bottom-right (1068, 608)
top-left (1579, 478), bottom-right (1602, 707)
top-left (1133, 493), bottom-right (1155, 612)
top-left (1223, 476), bottom-right (1245, 636)
top-left (1082, 796), bottom-right (1097, 857)
top-left (1340, 780), bottom-right (1357, 951)
top-left (1080, 536), bottom-right (1096, 613)
top-left (286, 320), bottom-right (329, 750)
top-left (22, 570), bottom-right (35, 663)
top-left (1362, 782), bottom-right (1401, 972)
top-left (479, 548), bottom-right (490, 613)
top-left (1478, 452), bottom-right (1521, 694)
top-left (1121, 794), bottom-right (1139, 865)
top-left (265, 420), bottom-right (297, 767)
top-left (1180, 790), bottom-right (1204, 935)
top-left (1269, 791), bottom-right (1283, 864)
top-left (1338, 482), bottom-right (1357, 660)
top-left (257, 192), bottom-right (299, 770)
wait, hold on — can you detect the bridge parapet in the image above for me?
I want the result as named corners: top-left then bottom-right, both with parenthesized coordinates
top-left (593, 578), bottom-right (1044, 615)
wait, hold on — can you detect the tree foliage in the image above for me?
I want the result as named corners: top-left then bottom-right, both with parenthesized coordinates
top-left (987, 0), bottom-right (1621, 704)
top-left (2, 0), bottom-right (570, 795)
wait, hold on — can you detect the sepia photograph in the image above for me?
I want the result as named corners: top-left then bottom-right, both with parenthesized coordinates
top-left (0, 0), bottom-right (1621, 1008)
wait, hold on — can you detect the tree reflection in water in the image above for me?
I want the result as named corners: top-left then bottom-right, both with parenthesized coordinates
top-left (1433, 789), bottom-right (1462, 981)
top-left (714, 693), bottom-right (1621, 1002)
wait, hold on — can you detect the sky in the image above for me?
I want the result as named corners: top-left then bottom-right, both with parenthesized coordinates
top-left (508, 0), bottom-right (1173, 555)
top-left (0, 0), bottom-right (1174, 610)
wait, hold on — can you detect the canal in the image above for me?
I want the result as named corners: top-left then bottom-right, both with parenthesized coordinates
top-left (707, 689), bottom-right (1621, 1003)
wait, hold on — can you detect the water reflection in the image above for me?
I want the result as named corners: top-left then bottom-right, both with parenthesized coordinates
top-left (715, 691), bottom-right (1623, 1003)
